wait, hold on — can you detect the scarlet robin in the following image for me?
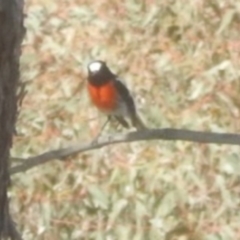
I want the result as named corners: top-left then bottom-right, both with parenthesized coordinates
top-left (87, 60), bottom-right (146, 130)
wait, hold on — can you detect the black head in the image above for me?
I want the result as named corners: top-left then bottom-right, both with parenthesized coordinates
top-left (87, 60), bottom-right (115, 86)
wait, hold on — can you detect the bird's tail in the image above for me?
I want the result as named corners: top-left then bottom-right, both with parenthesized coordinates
top-left (131, 114), bottom-right (147, 130)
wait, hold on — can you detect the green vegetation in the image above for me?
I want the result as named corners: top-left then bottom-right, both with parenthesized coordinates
top-left (12, 0), bottom-right (240, 239)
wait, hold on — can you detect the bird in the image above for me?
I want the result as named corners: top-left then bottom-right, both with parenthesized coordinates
top-left (87, 60), bottom-right (146, 131)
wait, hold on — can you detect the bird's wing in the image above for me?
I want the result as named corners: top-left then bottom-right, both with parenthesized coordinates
top-left (113, 77), bottom-right (136, 116)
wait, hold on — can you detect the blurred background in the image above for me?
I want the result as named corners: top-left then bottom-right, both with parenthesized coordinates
top-left (11, 0), bottom-right (240, 239)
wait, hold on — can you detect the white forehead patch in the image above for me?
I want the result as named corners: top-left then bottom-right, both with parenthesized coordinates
top-left (89, 62), bottom-right (102, 72)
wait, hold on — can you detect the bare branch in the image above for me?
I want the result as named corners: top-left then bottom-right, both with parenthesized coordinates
top-left (10, 128), bottom-right (240, 175)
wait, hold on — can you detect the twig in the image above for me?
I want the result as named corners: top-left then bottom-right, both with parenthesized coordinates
top-left (10, 128), bottom-right (240, 175)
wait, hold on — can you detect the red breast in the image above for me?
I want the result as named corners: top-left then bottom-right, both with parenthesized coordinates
top-left (87, 81), bottom-right (118, 113)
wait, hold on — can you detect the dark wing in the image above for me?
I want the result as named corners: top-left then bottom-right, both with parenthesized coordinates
top-left (114, 78), bottom-right (136, 116)
top-left (114, 77), bottom-right (146, 130)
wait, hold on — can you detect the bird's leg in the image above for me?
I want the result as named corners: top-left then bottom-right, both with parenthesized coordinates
top-left (114, 116), bottom-right (129, 129)
top-left (91, 116), bottom-right (111, 144)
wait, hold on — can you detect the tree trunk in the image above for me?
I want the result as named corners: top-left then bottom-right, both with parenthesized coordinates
top-left (0, 0), bottom-right (24, 239)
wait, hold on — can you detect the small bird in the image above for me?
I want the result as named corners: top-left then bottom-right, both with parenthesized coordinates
top-left (87, 60), bottom-right (146, 131)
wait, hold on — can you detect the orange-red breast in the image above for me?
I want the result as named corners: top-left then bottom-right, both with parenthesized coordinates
top-left (87, 60), bottom-right (146, 130)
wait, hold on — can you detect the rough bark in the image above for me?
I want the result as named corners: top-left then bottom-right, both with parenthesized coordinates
top-left (0, 0), bottom-right (24, 239)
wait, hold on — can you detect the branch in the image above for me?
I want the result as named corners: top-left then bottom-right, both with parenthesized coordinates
top-left (10, 128), bottom-right (240, 175)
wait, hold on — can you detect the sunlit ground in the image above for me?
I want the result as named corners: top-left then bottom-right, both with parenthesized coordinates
top-left (11, 0), bottom-right (240, 239)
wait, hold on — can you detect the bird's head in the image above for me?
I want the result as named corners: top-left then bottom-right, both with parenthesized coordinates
top-left (87, 60), bottom-right (115, 86)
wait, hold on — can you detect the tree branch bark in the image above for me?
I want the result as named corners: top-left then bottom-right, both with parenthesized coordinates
top-left (0, 0), bottom-right (24, 239)
top-left (10, 128), bottom-right (240, 175)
